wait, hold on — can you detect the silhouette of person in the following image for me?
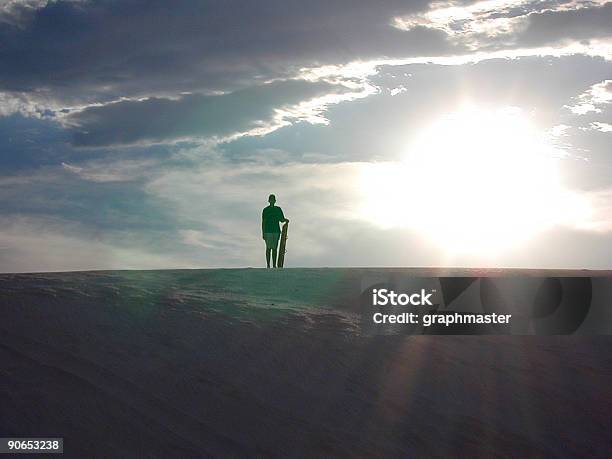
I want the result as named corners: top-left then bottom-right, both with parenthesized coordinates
top-left (262, 194), bottom-right (289, 268)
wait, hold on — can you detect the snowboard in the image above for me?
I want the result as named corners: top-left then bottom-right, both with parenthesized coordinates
top-left (277, 222), bottom-right (289, 268)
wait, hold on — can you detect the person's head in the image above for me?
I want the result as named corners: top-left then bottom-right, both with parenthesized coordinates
top-left (268, 194), bottom-right (276, 205)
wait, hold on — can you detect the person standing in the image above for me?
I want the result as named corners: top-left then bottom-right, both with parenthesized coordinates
top-left (262, 194), bottom-right (289, 268)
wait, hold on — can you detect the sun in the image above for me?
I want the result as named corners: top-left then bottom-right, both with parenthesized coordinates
top-left (359, 107), bottom-right (589, 255)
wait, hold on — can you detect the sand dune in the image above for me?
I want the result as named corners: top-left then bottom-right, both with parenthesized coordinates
top-left (0, 269), bottom-right (610, 458)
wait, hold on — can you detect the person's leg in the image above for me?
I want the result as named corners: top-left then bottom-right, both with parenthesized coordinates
top-left (271, 247), bottom-right (277, 268)
top-left (264, 233), bottom-right (272, 268)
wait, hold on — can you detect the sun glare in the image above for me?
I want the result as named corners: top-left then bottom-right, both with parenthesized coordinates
top-left (360, 107), bottom-right (590, 255)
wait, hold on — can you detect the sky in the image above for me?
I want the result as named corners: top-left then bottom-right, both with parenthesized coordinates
top-left (0, 0), bottom-right (611, 272)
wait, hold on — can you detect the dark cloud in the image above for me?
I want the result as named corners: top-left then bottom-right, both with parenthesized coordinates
top-left (0, 0), bottom-right (448, 104)
top-left (67, 79), bottom-right (347, 146)
top-left (518, 2), bottom-right (612, 47)
top-left (0, 0), bottom-right (47, 26)
top-left (0, 0), bottom-right (608, 109)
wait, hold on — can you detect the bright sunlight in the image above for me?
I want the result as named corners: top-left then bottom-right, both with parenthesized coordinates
top-left (360, 107), bottom-right (591, 254)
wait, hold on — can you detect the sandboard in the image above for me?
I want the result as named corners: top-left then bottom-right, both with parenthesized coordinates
top-left (277, 222), bottom-right (288, 268)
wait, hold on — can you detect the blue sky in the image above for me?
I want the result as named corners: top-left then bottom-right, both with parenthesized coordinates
top-left (0, 0), bottom-right (611, 271)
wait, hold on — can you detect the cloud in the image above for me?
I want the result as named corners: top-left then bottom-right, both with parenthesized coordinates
top-left (565, 79), bottom-right (612, 114)
top-left (0, 0), bottom-right (48, 26)
top-left (61, 158), bottom-right (159, 182)
top-left (588, 121), bottom-right (612, 132)
top-left (0, 0), bottom-right (609, 124)
top-left (0, 0), bottom-right (446, 103)
top-left (393, 0), bottom-right (612, 52)
top-left (3, 140), bottom-right (612, 271)
top-left (144, 151), bottom-right (376, 264)
top-left (224, 55), bottom-right (611, 167)
top-left (588, 188), bottom-right (612, 231)
top-left (0, 215), bottom-right (196, 273)
top-left (518, 1), bottom-right (612, 47)
top-left (65, 79), bottom-right (367, 146)
top-left (0, 0), bottom-right (609, 152)
top-left (0, 91), bottom-right (54, 118)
